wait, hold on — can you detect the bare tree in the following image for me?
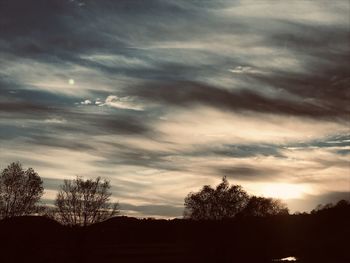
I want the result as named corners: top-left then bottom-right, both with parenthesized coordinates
top-left (0, 162), bottom-right (43, 218)
top-left (184, 176), bottom-right (249, 220)
top-left (240, 196), bottom-right (289, 217)
top-left (54, 176), bottom-right (119, 226)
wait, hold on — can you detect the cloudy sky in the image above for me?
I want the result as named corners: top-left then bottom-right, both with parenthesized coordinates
top-left (0, 0), bottom-right (349, 218)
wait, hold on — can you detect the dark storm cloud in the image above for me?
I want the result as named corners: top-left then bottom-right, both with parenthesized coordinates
top-left (0, 0), bottom-right (203, 63)
top-left (268, 21), bottom-right (349, 62)
top-left (170, 143), bottom-right (285, 160)
top-left (42, 177), bottom-right (66, 191)
top-left (0, 79), bottom-right (78, 121)
top-left (212, 144), bottom-right (284, 158)
top-left (0, 0), bottom-right (123, 60)
top-left (129, 80), bottom-right (350, 119)
top-left (93, 142), bottom-right (286, 173)
top-left (0, 99), bottom-right (154, 154)
top-left (0, 0), bottom-right (230, 93)
top-left (248, 69), bottom-right (350, 120)
top-left (337, 149), bottom-right (350, 155)
top-left (93, 142), bottom-right (183, 172)
top-left (215, 166), bottom-right (279, 181)
top-left (237, 21), bottom-right (349, 119)
top-left (288, 134), bottom-right (350, 149)
top-left (128, 19), bottom-right (349, 117)
top-left (0, 82), bottom-right (78, 105)
top-left (74, 111), bottom-right (154, 135)
top-left (0, 79), bottom-right (154, 139)
top-left (0, 101), bottom-right (52, 114)
top-left (30, 134), bottom-right (95, 151)
top-left (0, 109), bottom-right (154, 146)
top-left (1, 0), bottom-right (349, 121)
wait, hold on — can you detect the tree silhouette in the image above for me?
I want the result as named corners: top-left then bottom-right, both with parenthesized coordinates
top-left (54, 176), bottom-right (119, 226)
top-left (240, 196), bottom-right (289, 217)
top-left (0, 162), bottom-right (43, 218)
top-left (184, 176), bottom-right (249, 219)
top-left (311, 199), bottom-right (350, 215)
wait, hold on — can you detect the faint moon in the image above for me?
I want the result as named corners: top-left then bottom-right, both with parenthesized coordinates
top-left (68, 79), bottom-right (75, 85)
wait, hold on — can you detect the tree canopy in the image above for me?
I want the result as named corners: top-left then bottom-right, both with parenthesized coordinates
top-left (240, 196), bottom-right (289, 217)
top-left (184, 176), bottom-right (289, 220)
top-left (184, 176), bottom-right (250, 219)
top-left (0, 162), bottom-right (43, 218)
top-left (54, 176), bottom-right (119, 226)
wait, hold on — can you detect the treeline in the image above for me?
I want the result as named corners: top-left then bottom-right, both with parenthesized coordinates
top-left (184, 176), bottom-right (289, 219)
top-left (1, 162), bottom-right (349, 262)
top-left (0, 205), bottom-right (349, 263)
top-left (0, 162), bottom-right (118, 226)
top-left (0, 162), bottom-right (348, 226)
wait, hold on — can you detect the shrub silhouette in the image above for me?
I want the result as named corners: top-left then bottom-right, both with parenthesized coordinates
top-left (240, 196), bottom-right (289, 217)
top-left (311, 199), bottom-right (350, 215)
top-left (184, 176), bottom-right (249, 219)
top-left (184, 177), bottom-right (290, 219)
top-left (0, 162), bottom-right (43, 218)
top-left (54, 176), bottom-right (119, 226)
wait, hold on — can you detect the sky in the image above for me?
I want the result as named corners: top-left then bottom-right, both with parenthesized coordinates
top-left (0, 0), bottom-right (349, 218)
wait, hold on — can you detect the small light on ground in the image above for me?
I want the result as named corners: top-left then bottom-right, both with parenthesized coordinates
top-left (273, 256), bottom-right (297, 262)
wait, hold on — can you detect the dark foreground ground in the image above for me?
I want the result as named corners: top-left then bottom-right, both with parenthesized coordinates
top-left (0, 206), bottom-right (349, 263)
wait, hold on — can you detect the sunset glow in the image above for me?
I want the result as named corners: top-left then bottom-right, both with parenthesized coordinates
top-left (259, 183), bottom-right (311, 200)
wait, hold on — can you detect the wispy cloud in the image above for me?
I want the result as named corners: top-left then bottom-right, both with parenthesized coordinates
top-left (0, 0), bottom-right (349, 217)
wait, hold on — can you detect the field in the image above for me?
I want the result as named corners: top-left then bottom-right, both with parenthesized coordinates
top-left (0, 206), bottom-right (349, 263)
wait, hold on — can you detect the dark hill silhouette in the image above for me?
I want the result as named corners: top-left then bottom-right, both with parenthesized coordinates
top-left (0, 216), bottom-right (76, 263)
top-left (0, 202), bottom-right (349, 263)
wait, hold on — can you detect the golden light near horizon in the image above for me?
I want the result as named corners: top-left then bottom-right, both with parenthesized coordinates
top-left (259, 183), bottom-right (310, 200)
top-left (68, 78), bottom-right (75, 85)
